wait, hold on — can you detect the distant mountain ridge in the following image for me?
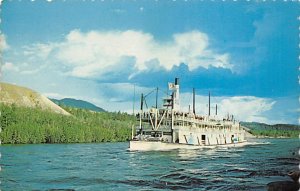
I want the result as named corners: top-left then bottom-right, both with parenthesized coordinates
top-left (240, 121), bottom-right (300, 138)
top-left (241, 121), bottom-right (300, 131)
top-left (50, 98), bottom-right (105, 112)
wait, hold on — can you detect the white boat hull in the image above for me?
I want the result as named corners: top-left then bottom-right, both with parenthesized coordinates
top-left (129, 140), bottom-right (247, 151)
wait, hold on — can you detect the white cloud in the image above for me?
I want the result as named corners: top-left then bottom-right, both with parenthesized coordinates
top-left (25, 30), bottom-right (232, 78)
top-left (218, 96), bottom-right (275, 123)
top-left (0, 34), bottom-right (9, 51)
top-left (84, 83), bottom-right (275, 123)
top-left (23, 43), bottom-right (56, 59)
top-left (180, 93), bottom-right (275, 124)
top-left (20, 69), bottom-right (40, 75)
top-left (0, 34), bottom-right (9, 78)
top-left (7, 61), bottom-right (46, 75)
top-left (1, 62), bottom-right (19, 72)
top-left (105, 89), bottom-right (276, 123)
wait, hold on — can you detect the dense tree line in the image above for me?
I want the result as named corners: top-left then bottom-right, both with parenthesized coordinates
top-left (249, 129), bottom-right (299, 138)
top-left (241, 122), bottom-right (300, 138)
top-left (0, 104), bottom-right (135, 144)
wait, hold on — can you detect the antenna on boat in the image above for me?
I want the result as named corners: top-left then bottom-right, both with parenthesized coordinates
top-left (133, 84), bottom-right (135, 115)
top-left (208, 91), bottom-right (211, 116)
top-left (155, 87), bottom-right (158, 109)
top-left (193, 88), bottom-right (196, 115)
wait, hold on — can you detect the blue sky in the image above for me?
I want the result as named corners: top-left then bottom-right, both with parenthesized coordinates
top-left (0, 1), bottom-right (299, 124)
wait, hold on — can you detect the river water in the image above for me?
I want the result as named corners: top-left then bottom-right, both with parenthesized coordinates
top-left (0, 138), bottom-right (299, 190)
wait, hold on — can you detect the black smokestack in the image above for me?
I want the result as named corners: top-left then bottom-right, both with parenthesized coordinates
top-left (175, 78), bottom-right (179, 85)
top-left (140, 93), bottom-right (143, 110)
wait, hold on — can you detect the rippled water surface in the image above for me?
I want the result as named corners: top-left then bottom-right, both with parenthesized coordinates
top-left (1, 138), bottom-right (299, 190)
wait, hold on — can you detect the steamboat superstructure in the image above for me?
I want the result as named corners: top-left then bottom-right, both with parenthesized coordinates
top-left (129, 78), bottom-right (246, 151)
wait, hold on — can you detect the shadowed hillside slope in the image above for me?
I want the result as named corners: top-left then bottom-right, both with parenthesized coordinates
top-left (0, 82), bottom-right (70, 115)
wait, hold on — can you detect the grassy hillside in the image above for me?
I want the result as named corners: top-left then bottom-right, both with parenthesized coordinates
top-left (0, 103), bottom-right (135, 144)
top-left (0, 82), bottom-right (69, 115)
top-left (51, 98), bottom-right (105, 112)
top-left (241, 122), bottom-right (300, 138)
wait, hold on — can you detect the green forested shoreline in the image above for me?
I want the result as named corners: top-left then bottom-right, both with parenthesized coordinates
top-left (1, 104), bottom-right (299, 144)
top-left (241, 122), bottom-right (300, 138)
top-left (0, 104), bottom-right (135, 144)
top-left (249, 129), bottom-right (299, 138)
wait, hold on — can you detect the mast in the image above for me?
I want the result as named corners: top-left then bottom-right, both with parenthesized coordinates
top-left (155, 87), bottom-right (159, 130)
top-left (155, 87), bottom-right (158, 109)
top-left (193, 88), bottom-right (195, 115)
top-left (132, 84), bottom-right (135, 115)
top-left (139, 93), bottom-right (143, 130)
top-left (215, 104), bottom-right (217, 116)
top-left (208, 91), bottom-right (211, 116)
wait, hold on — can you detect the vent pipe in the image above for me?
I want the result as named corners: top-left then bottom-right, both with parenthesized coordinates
top-left (193, 88), bottom-right (195, 115)
top-left (208, 91), bottom-right (211, 116)
top-left (140, 93), bottom-right (143, 110)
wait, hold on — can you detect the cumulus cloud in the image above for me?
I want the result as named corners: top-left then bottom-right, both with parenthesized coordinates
top-left (217, 96), bottom-right (275, 123)
top-left (25, 30), bottom-right (232, 79)
top-left (180, 93), bottom-right (275, 123)
top-left (106, 88), bottom-right (275, 123)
